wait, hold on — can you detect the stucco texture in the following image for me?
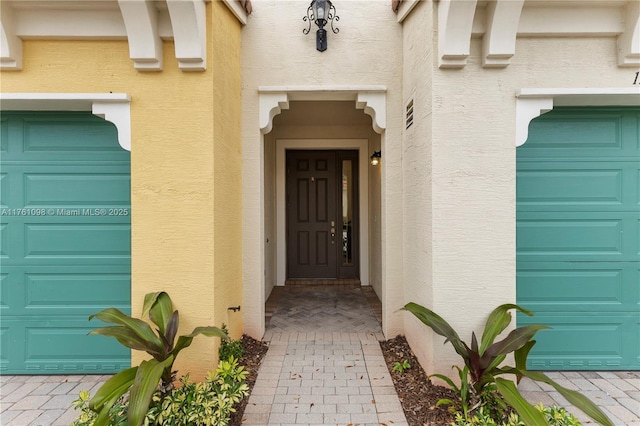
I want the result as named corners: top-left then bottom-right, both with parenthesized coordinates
top-left (1, 1), bottom-right (244, 380)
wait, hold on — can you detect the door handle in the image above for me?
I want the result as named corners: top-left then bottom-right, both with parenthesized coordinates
top-left (330, 221), bottom-right (336, 244)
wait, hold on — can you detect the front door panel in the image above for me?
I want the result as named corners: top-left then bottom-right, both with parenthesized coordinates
top-left (286, 150), bottom-right (359, 279)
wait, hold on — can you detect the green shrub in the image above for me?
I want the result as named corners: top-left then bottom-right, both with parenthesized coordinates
top-left (84, 291), bottom-right (227, 426)
top-left (392, 359), bottom-right (411, 373)
top-left (218, 324), bottom-right (244, 362)
top-left (452, 404), bottom-right (582, 426)
top-left (402, 302), bottom-right (612, 426)
top-left (72, 357), bottom-right (249, 426)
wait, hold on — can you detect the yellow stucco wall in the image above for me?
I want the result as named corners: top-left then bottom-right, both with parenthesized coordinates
top-left (212, 0), bottom-right (244, 343)
top-left (0, 2), bottom-right (243, 380)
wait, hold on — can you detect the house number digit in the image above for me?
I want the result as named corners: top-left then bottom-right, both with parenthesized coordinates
top-left (634, 71), bottom-right (639, 85)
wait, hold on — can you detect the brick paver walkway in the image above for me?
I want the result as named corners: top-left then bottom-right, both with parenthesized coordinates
top-left (243, 333), bottom-right (407, 426)
top-left (519, 371), bottom-right (640, 426)
top-left (248, 286), bottom-right (408, 425)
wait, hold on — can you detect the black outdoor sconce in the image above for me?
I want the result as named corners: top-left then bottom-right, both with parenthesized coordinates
top-left (370, 151), bottom-right (382, 166)
top-left (303, 0), bottom-right (339, 52)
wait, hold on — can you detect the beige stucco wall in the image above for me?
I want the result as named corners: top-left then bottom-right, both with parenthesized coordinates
top-left (241, 0), bottom-right (404, 339)
top-left (400, 0), bottom-right (437, 374)
top-left (401, 1), bottom-right (638, 377)
top-left (1, 1), bottom-right (244, 380)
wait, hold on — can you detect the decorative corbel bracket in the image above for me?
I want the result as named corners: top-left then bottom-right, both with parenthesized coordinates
top-left (1, 2), bottom-right (22, 70)
top-left (515, 96), bottom-right (553, 147)
top-left (617, 0), bottom-right (640, 67)
top-left (92, 100), bottom-right (132, 151)
top-left (438, 0), bottom-right (478, 69)
top-left (118, 0), bottom-right (163, 71)
top-left (356, 92), bottom-right (387, 134)
top-left (259, 93), bottom-right (290, 135)
top-left (482, 0), bottom-right (524, 68)
top-left (167, 0), bottom-right (207, 71)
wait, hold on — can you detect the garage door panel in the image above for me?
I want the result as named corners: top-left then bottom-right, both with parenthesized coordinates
top-left (0, 327), bottom-right (8, 371)
top-left (24, 273), bottom-right (130, 313)
top-left (519, 313), bottom-right (639, 370)
top-left (525, 113), bottom-right (624, 154)
top-left (517, 217), bottom-right (623, 259)
top-left (22, 116), bottom-right (122, 157)
top-left (0, 273), bottom-right (8, 309)
top-left (0, 223), bottom-right (8, 258)
top-left (0, 172), bottom-right (9, 208)
top-left (24, 171), bottom-right (131, 207)
top-left (637, 168), bottom-right (640, 206)
top-left (517, 168), bottom-right (623, 208)
top-left (517, 262), bottom-right (638, 312)
top-left (25, 224), bottom-right (131, 259)
top-left (0, 117), bottom-right (8, 152)
top-left (1, 319), bottom-right (130, 374)
top-left (517, 162), bottom-right (640, 212)
top-left (0, 267), bottom-right (130, 315)
top-left (517, 212), bottom-right (638, 262)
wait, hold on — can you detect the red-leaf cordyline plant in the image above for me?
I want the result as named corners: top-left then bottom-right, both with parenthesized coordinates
top-left (402, 302), bottom-right (613, 426)
top-left (86, 291), bottom-right (226, 426)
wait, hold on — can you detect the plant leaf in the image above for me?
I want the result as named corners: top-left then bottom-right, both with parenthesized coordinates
top-left (514, 340), bottom-right (536, 378)
top-left (495, 377), bottom-right (548, 426)
top-left (89, 326), bottom-right (160, 354)
top-left (89, 366), bottom-right (137, 412)
top-left (164, 311), bottom-right (179, 350)
top-left (127, 356), bottom-right (174, 426)
top-left (435, 399), bottom-right (456, 407)
top-left (523, 371), bottom-right (614, 426)
top-left (146, 292), bottom-right (174, 336)
top-left (429, 373), bottom-right (459, 392)
top-left (471, 332), bottom-right (479, 353)
top-left (89, 308), bottom-right (164, 355)
top-left (485, 325), bottom-right (548, 358)
top-left (92, 394), bottom-right (121, 426)
top-left (402, 303), bottom-right (468, 358)
top-left (483, 353), bottom-right (506, 375)
top-left (141, 292), bottom-right (162, 318)
top-left (172, 325), bottom-right (226, 358)
top-left (480, 304), bottom-right (533, 356)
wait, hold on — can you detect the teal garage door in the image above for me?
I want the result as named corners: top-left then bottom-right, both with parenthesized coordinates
top-left (0, 112), bottom-right (131, 374)
top-left (517, 107), bottom-right (640, 370)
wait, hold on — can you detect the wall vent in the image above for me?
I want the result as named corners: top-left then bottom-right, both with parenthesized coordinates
top-left (405, 98), bottom-right (414, 129)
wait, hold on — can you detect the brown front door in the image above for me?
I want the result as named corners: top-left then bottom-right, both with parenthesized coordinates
top-left (286, 150), bottom-right (359, 279)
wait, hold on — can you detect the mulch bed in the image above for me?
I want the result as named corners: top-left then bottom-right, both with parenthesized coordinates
top-left (229, 335), bottom-right (269, 426)
top-left (230, 334), bottom-right (458, 426)
top-left (380, 335), bottom-right (458, 425)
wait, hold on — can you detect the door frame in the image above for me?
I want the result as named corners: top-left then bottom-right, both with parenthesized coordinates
top-left (276, 139), bottom-right (369, 286)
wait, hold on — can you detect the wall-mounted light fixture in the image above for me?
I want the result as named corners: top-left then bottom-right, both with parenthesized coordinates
top-left (370, 151), bottom-right (381, 166)
top-left (303, 0), bottom-right (339, 52)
